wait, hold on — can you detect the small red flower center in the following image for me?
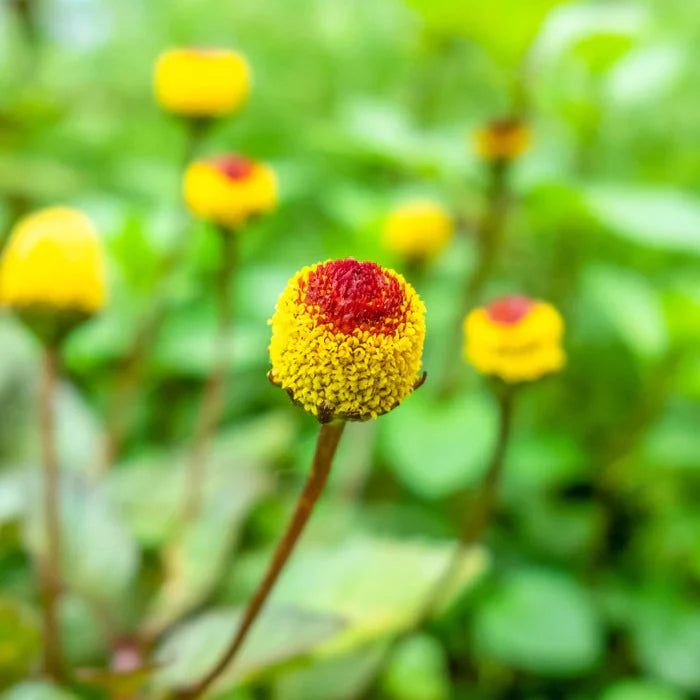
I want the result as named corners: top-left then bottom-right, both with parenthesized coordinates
top-left (303, 258), bottom-right (407, 335)
top-left (211, 155), bottom-right (255, 181)
top-left (486, 295), bottom-right (534, 325)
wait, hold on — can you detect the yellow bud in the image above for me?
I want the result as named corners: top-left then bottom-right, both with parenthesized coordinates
top-left (0, 207), bottom-right (106, 315)
top-left (383, 199), bottom-right (453, 261)
top-left (474, 118), bottom-right (531, 162)
top-left (154, 48), bottom-right (251, 118)
top-left (464, 295), bottom-right (564, 384)
top-left (183, 155), bottom-right (277, 230)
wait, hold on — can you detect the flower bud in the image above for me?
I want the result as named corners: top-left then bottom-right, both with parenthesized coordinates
top-left (474, 118), bottom-right (531, 162)
top-left (183, 154), bottom-right (277, 230)
top-left (154, 48), bottom-right (250, 118)
top-left (383, 199), bottom-right (454, 261)
top-left (464, 295), bottom-right (564, 383)
top-left (269, 258), bottom-right (426, 421)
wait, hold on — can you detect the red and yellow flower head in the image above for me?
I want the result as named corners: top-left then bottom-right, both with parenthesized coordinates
top-left (0, 207), bottom-right (106, 314)
top-left (383, 199), bottom-right (454, 261)
top-left (184, 154), bottom-right (278, 230)
top-left (154, 48), bottom-right (251, 118)
top-left (269, 259), bottom-right (426, 421)
top-left (464, 295), bottom-right (564, 383)
top-left (474, 118), bottom-right (531, 162)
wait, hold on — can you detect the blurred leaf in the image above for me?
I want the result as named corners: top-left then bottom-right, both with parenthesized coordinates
top-left (473, 568), bottom-right (603, 675)
top-left (631, 593), bottom-right (700, 691)
top-left (381, 634), bottom-right (450, 700)
top-left (154, 606), bottom-right (345, 692)
top-left (108, 213), bottom-right (163, 295)
top-left (585, 186), bottom-right (700, 255)
top-left (406, 0), bottom-right (572, 65)
top-left (109, 412), bottom-right (290, 547)
top-left (0, 683), bottom-right (76, 700)
top-left (640, 407), bottom-right (700, 472)
top-left (0, 598), bottom-right (41, 690)
top-left (601, 680), bottom-right (684, 700)
top-left (268, 536), bottom-right (488, 652)
top-left (582, 265), bottom-right (668, 361)
top-left (24, 473), bottom-right (138, 606)
top-left (533, 3), bottom-right (646, 68)
top-left (381, 390), bottom-right (498, 498)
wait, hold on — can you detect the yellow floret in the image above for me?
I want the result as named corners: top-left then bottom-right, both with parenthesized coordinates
top-left (269, 262), bottom-right (426, 421)
top-left (383, 199), bottom-right (454, 260)
top-left (0, 207), bottom-right (106, 314)
top-left (154, 48), bottom-right (251, 117)
top-left (464, 302), bottom-right (564, 383)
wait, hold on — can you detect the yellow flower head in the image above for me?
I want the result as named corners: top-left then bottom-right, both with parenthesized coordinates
top-left (474, 118), bottom-right (531, 162)
top-left (0, 207), bottom-right (106, 314)
top-left (184, 154), bottom-right (278, 230)
top-left (464, 295), bottom-right (564, 383)
top-left (154, 48), bottom-right (251, 118)
top-left (269, 258), bottom-right (426, 422)
top-left (383, 199), bottom-right (454, 261)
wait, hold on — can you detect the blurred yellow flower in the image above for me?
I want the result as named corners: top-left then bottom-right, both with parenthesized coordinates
top-left (154, 48), bottom-right (251, 118)
top-left (0, 207), bottom-right (106, 314)
top-left (464, 295), bottom-right (564, 383)
top-left (184, 154), bottom-right (278, 229)
top-left (474, 118), bottom-right (531, 162)
top-left (383, 199), bottom-right (454, 261)
top-left (269, 258), bottom-right (426, 421)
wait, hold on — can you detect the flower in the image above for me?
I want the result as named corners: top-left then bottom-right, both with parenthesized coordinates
top-left (0, 207), bottom-right (106, 314)
top-left (183, 154), bottom-right (277, 229)
top-left (474, 118), bottom-right (531, 162)
top-left (154, 48), bottom-right (250, 117)
top-left (464, 295), bottom-right (564, 383)
top-left (383, 199), bottom-right (454, 261)
top-left (269, 258), bottom-right (426, 421)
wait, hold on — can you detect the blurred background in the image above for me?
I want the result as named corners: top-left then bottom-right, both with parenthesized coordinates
top-left (1, 0), bottom-right (700, 698)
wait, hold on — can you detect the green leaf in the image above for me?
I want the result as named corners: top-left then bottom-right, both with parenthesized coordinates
top-left (582, 265), bottom-right (668, 361)
top-left (406, 0), bottom-right (572, 65)
top-left (601, 680), bottom-right (684, 700)
top-left (0, 598), bottom-right (41, 690)
top-left (153, 606), bottom-right (345, 692)
top-left (584, 186), bottom-right (700, 255)
top-left (381, 390), bottom-right (498, 498)
top-left (473, 568), bottom-right (603, 675)
top-left (382, 634), bottom-right (450, 700)
top-left (0, 684), bottom-right (77, 700)
top-left (24, 473), bottom-right (138, 606)
top-left (268, 536), bottom-right (488, 652)
top-left (631, 594), bottom-right (700, 690)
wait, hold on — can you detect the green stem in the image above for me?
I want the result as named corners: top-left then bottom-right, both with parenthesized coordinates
top-left (437, 159), bottom-right (511, 397)
top-left (354, 388), bottom-right (515, 700)
top-left (183, 227), bottom-right (238, 522)
top-left (38, 345), bottom-right (64, 681)
top-left (177, 421), bottom-right (347, 699)
top-left (100, 119), bottom-right (209, 470)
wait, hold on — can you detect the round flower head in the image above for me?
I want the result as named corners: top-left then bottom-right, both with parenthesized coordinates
top-left (464, 295), bottom-right (564, 383)
top-left (269, 259), bottom-right (426, 421)
top-left (184, 154), bottom-right (277, 230)
top-left (383, 199), bottom-right (454, 261)
top-left (0, 207), bottom-right (106, 315)
top-left (474, 118), bottom-right (531, 162)
top-left (154, 48), bottom-right (250, 117)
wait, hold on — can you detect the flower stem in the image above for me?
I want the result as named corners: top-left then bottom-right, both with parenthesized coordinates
top-left (100, 120), bottom-right (208, 471)
top-left (38, 345), bottom-right (64, 681)
top-left (182, 227), bottom-right (238, 523)
top-left (418, 386), bottom-right (515, 620)
top-left (438, 159), bottom-right (511, 396)
top-left (353, 389), bottom-right (515, 700)
top-left (178, 420), bottom-right (346, 699)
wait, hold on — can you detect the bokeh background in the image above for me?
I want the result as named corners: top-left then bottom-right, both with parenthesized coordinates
top-left (1, 0), bottom-right (700, 698)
